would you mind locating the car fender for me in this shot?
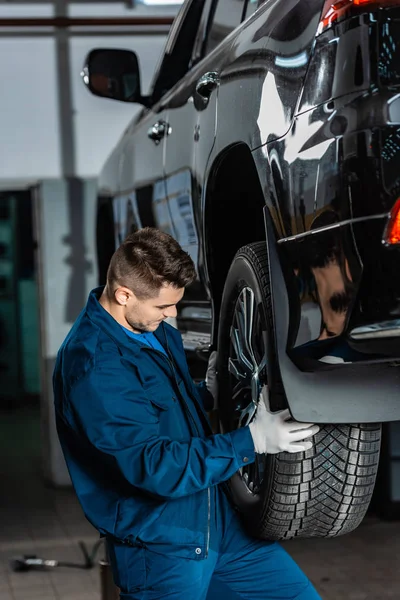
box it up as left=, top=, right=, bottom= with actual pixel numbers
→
left=264, top=206, right=400, bottom=424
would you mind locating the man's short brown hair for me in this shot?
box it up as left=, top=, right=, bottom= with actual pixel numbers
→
left=106, top=227, right=197, bottom=299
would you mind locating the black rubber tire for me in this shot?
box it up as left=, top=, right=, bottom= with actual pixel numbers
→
left=217, top=242, right=382, bottom=540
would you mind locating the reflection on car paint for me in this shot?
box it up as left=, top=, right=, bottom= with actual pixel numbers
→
left=350, top=320, right=400, bottom=339
left=163, top=170, right=198, bottom=266
left=152, top=180, right=174, bottom=237
left=294, top=211, right=357, bottom=344
left=113, top=194, right=142, bottom=246
left=379, top=20, right=400, bottom=86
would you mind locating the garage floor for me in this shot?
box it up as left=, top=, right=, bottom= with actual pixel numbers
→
left=1, top=406, right=399, bottom=600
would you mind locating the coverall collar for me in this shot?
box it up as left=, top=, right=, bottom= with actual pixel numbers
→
left=86, top=286, right=169, bottom=358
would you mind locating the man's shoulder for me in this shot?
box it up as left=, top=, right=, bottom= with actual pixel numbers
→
left=57, top=311, right=121, bottom=385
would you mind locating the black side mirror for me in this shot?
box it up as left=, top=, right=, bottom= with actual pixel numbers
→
left=81, top=48, right=149, bottom=105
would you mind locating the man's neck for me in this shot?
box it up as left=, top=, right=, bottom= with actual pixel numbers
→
left=99, top=289, right=140, bottom=333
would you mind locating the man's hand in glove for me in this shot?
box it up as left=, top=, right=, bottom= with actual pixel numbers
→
left=249, top=385, right=320, bottom=454
left=205, top=350, right=218, bottom=410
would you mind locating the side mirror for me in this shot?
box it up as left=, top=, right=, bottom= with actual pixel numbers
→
left=81, top=48, right=149, bottom=105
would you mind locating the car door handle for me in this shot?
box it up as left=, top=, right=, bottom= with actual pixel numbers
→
left=195, top=72, right=220, bottom=100
left=147, top=120, right=171, bottom=144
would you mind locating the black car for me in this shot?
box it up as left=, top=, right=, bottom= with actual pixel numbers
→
left=83, top=0, right=400, bottom=540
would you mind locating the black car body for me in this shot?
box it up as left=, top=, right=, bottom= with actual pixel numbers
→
left=84, top=0, right=400, bottom=539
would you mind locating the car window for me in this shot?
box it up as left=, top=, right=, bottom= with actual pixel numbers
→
left=151, top=0, right=207, bottom=103
left=190, top=0, right=215, bottom=66
left=205, top=0, right=247, bottom=56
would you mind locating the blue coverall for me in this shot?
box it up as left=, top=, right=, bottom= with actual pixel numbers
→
left=53, top=288, right=321, bottom=600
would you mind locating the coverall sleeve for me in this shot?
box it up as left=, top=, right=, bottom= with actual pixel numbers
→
left=194, top=380, right=214, bottom=411
left=67, top=364, right=255, bottom=500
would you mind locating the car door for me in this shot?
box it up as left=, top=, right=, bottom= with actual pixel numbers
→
left=162, top=0, right=250, bottom=348
left=115, top=104, right=171, bottom=245
left=164, top=0, right=249, bottom=271
left=161, top=0, right=216, bottom=271
left=115, top=2, right=206, bottom=243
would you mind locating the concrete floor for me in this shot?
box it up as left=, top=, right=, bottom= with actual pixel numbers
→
left=1, top=406, right=400, bottom=600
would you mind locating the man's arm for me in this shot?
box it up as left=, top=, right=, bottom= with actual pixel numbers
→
left=66, top=365, right=255, bottom=501
left=194, top=380, right=214, bottom=411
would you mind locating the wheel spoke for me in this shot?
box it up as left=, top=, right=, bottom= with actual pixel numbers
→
left=228, top=357, right=246, bottom=382
left=230, top=326, right=253, bottom=373
left=254, top=354, right=267, bottom=379
left=238, top=399, right=257, bottom=428
left=232, top=381, right=246, bottom=401
left=251, top=354, right=267, bottom=403
left=243, top=288, right=258, bottom=369
left=235, top=304, right=253, bottom=369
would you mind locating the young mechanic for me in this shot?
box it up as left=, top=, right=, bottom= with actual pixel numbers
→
left=53, top=227, right=321, bottom=599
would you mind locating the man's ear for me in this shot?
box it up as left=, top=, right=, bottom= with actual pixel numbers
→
left=114, top=287, right=133, bottom=307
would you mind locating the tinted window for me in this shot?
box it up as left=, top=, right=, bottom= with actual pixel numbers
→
left=190, top=0, right=214, bottom=66
left=205, top=0, right=246, bottom=55
left=151, top=0, right=206, bottom=102
left=244, top=0, right=259, bottom=20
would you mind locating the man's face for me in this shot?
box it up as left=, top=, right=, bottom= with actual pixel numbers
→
left=124, top=284, right=184, bottom=333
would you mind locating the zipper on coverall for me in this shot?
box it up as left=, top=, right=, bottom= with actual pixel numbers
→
left=143, top=344, right=211, bottom=558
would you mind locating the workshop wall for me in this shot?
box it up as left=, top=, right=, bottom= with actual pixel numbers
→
left=0, top=0, right=180, bottom=485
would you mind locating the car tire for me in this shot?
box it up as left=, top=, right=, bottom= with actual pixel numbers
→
left=217, top=242, right=382, bottom=540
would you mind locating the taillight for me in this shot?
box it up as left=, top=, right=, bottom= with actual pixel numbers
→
left=384, top=198, right=400, bottom=245
left=318, top=0, right=400, bottom=35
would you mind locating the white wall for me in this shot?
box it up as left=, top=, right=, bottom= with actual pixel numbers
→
left=36, top=178, right=100, bottom=486
left=71, top=35, right=168, bottom=178
left=0, top=2, right=179, bottom=181
left=0, top=37, right=61, bottom=179
left=68, top=2, right=180, bottom=18
left=0, top=4, right=54, bottom=18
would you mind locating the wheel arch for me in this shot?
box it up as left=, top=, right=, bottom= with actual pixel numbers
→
left=203, top=143, right=267, bottom=343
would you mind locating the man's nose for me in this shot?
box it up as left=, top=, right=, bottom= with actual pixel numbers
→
left=164, top=305, right=177, bottom=318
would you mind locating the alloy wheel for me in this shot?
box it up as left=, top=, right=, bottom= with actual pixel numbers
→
left=228, top=286, right=267, bottom=495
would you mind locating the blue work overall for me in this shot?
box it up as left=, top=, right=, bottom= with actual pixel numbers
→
left=107, top=328, right=321, bottom=600
left=54, top=288, right=321, bottom=600
left=107, top=483, right=320, bottom=599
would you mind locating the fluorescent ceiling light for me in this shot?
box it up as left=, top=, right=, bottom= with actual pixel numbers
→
left=141, top=0, right=183, bottom=4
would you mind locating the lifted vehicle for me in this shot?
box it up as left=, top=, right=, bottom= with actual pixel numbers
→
left=83, top=0, right=400, bottom=540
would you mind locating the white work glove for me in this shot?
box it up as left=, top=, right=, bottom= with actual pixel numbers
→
left=205, top=350, right=218, bottom=409
left=249, top=385, right=320, bottom=454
